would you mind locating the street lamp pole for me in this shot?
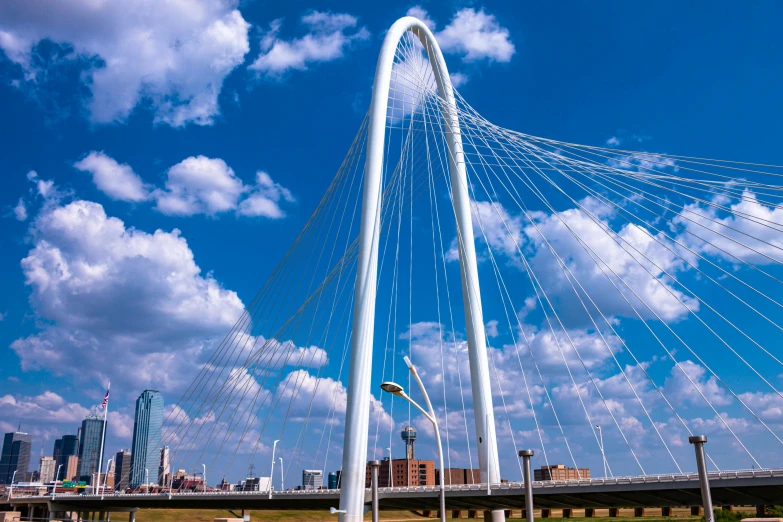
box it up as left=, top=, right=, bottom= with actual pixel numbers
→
left=53, top=464, right=63, bottom=499
left=279, top=458, right=284, bottom=492
left=386, top=447, right=393, bottom=488
left=269, top=440, right=279, bottom=499
left=380, top=355, right=446, bottom=522
left=202, top=464, right=207, bottom=493
left=8, top=470, right=18, bottom=499
left=102, top=458, right=113, bottom=500
left=595, top=425, right=606, bottom=478
left=145, top=469, right=149, bottom=494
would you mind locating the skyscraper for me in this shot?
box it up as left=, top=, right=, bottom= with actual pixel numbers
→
left=53, top=435, right=79, bottom=479
left=114, top=449, right=132, bottom=491
left=158, top=446, right=170, bottom=486
left=78, top=416, right=107, bottom=484
left=129, top=390, right=163, bottom=487
left=0, top=431, right=32, bottom=484
left=39, top=456, right=56, bottom=483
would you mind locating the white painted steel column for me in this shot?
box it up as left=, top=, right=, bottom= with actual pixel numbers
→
left=339, top=15, right=502, bottom=522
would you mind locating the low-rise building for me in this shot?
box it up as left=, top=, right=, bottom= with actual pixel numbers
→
left=366, top=458, right=435, bottom=487
left=435, top=467, right=481, bottom=485
left=534, top=464, right=590, bottom=481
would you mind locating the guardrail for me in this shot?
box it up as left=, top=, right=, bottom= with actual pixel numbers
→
left=8, top=468, right=783, bottom=501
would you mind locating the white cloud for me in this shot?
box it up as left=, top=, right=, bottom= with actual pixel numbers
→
left=434, top=8, right=515, bottom=63
left=465, top=197, right=698, bottom=323
left=663, top=360, right=731, bottom=408
left=249, top=12, right=369, bottom=78
left=12, top=198, right=245, bottom=391
left=74, top=151, right=150, bottom=202
left=237, top=171, right=295, bottom=218
left=13, top=198, right=27, bottom=220
left=673, top=189, right=783, bottom=265
left=0, top=391, right=89, bottom=424
left=0, top=0, right=250, bottom=126
left=154, top=156, right=244, bottom=216
left=153, top=157, right=294, bottom=218
left=737, top=391, right=783, bottom=421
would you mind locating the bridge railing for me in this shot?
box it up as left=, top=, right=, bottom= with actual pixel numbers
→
left=9, top=468, right=783, bottom=500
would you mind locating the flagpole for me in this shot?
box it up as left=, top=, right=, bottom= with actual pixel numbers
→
left=96, top=381, right=110, bottom=494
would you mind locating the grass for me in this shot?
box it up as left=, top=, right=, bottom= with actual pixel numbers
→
left=132, top=507, right=724, bottom=522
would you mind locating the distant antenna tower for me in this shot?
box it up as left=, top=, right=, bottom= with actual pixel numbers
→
left=247, top=463, right=256, bottom=478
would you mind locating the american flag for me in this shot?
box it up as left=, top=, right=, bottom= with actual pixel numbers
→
left=100, top=389, right=110, bottom=409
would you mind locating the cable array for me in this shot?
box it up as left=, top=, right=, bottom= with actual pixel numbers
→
left=161, top=29, right=783, bottom=487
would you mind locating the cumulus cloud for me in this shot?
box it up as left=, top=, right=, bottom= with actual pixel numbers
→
left=153, top=157, right=294, bottom=218
left=249, top=12, right=369, bottom=78
left=12, top=198, right=245, bottom=390
left=74, top=151, right=150, bottom=202
left=408, top=7, right=515, bottom=63
left=673, top=189, right=783, bottom=265
left=154, top=156, right=244, bottom=216
left=0, top=391, right=89, bottom=424
left=0, top=0, right=250, bottom=126
left=237, top=171, right=295, bottom=218
left=70, top=152, right=294, bottom=219
left=463, top=197, right=699, bottom=323
left=663, top=360, right=731, bottom=408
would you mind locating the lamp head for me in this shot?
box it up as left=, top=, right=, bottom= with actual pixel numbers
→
left=380, top=381, right=405, bottom=395
left=330, top=507, right=346, bottom=515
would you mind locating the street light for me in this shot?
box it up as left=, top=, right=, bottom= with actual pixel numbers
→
left=386, top=446, right=393, bottom=488
left=53, top=464, right=63, bottom=499
left=8, top=470, right=18, bottom=499
left=380, top=355, right=446, bottom=522
left=279, top=458, right=284, bottom=492
left=145, top=469, right=149, bottom=494
left=595, top=425, right=607, bottom=478
left=101, top=458, right=113, bottom=500
left=202, top=464, right=207, bottom=493
left=269, top=439, right=279, bottom=499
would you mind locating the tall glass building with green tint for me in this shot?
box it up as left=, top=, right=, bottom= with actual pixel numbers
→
left=129, top=390, right=163, bottom=487
left=77, top=416, right=106, bottom=483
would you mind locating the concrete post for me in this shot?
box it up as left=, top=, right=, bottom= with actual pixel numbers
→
left=662, top=507, right=672, bottom=517
left=370, top=460, right=380, bottom=522
left=585, top=509, right=595, bottom=518
left=519, top=450, right=535, bottom=522
left=562, top=509, right=572, bottom=518
left=689, top=435, right=714, bottom=522
left=609, top=508, right=619, bottom=517
left=128, top=510, right=136, bottom=522
left=242, top=509, right=249, bottom=522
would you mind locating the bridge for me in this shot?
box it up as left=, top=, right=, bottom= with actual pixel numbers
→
left=9, top=470, right=783, bottom=514
left=8, top=13, right=783, bottom=522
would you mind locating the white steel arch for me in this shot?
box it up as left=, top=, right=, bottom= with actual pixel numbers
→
left=339, top=16, right=503, bottom=522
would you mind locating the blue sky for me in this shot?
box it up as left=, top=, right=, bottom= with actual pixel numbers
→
left=2, top=1, right=783, bottom=486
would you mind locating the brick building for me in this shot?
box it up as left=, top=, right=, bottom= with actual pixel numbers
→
left=366, top=458, right=436, bottom=487
left=435, top=468, right=481, bottom=485
left=534, top=464, right=590, bottom=481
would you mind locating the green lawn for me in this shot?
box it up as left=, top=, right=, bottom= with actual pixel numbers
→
left=132, top=510, right=710, bottom=522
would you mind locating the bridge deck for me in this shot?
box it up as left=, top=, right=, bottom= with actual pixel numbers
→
left=9, top=471, right=783, bottom=511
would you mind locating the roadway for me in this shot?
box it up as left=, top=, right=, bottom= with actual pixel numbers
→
left=9, top=470, right=783, bottom=512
